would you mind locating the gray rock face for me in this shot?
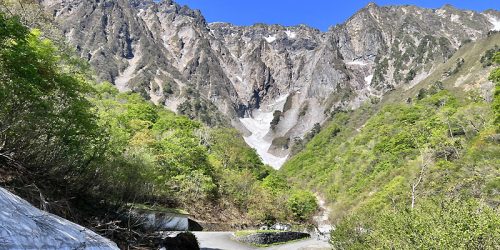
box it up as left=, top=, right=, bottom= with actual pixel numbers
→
left=39, top=0, right=500, bottom=168
left=0, top=187, right=119, bottom=250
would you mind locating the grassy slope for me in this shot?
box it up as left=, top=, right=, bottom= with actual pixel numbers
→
left=281, top=33, right=500, bottom=222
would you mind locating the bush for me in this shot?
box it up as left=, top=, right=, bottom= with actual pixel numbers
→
left=287, top=190, right=318, bottom=222
left=332, top=198, right=500, bottom=249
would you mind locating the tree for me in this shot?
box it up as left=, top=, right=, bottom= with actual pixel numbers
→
left=0, top=14, right=103, bottom=192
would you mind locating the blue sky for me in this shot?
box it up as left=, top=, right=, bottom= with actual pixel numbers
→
left=173, top=0, right=500, bottom=31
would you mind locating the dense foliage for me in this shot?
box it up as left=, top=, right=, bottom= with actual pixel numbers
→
left=333, top=198, right=500, bottom=249
left=283, top=53, right=500, bottom=247
left=0, top=14, right=103, bottom=192
left=0, top=13, right=317, bottom=225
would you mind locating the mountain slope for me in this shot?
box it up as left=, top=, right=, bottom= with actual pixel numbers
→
left=281, top=33, right=500, bottom=247
left=38, top=0, right=500, bottom=168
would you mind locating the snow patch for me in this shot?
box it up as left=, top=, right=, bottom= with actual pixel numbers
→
left=239, top=95, right=289, bottom=169
left=364, top=74, right=373, bottom=85
left=285, top=30, right=297, bottom=39
left=0, top=187, right=119, bottom=249
left=264, top=35, right=277, bottom=43
left=451, top=14, right=460, bottom=22
left=137, top=9, right=144, bottom=17
left=485, top=14, right=500, bottom=31
left=346, top=60, right=369, bottom=66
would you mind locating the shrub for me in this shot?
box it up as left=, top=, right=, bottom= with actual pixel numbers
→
left=287, top=190, right=318, bottom=222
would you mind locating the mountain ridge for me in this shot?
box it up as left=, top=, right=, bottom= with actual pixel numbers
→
left=39, top=0, right=500, bottom=168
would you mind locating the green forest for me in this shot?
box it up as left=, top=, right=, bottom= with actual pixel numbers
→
left=0, top=13, right=317, bottom=231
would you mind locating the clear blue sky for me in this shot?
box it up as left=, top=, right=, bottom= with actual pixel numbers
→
left=173, top=0, right=499, bottom=31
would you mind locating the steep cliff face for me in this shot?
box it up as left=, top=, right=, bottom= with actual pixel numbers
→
left=40, top=0, right=499, bottom=168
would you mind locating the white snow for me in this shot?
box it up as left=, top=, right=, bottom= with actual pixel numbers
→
left=239, top=95, right=289, bottom=169
left=485, top=14, right=500, bottom=31
left=0, top=187, right=119, bottom=249
left=137, top=9, right=144, bottom=17
left=364, top=74, right=373, bottom=85
left=264, top=35, right=277, bottom=43
left=346, top=60, right=369, bottom=66
left=236, top=76, right=243, bottom=82
left=451, top=14, right=460, bottom=23
left=285, top=30, right=297, bottom=39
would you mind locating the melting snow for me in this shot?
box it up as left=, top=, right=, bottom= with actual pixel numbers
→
left=285, top=30, right=297, bottom=39
left=264, top=35, right=277, bottom=43
left=0, top=187, right=119, bottom=249
left=486, top=15, right=500, bottom=31
left=364, top=74, right=373, bottom=85
left=239, top=95, right=289, bottom=169
left=451, top=14, right=460, bottom=22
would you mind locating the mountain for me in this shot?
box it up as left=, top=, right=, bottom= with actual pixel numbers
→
left=39, top=0, right=500, bottom=168
left=1, top=1, right=499, bottom=248
left=282, top=32, right=500, bottom=247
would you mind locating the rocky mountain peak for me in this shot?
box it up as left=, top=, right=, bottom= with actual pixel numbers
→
left=365, top=2, right=379, bottom=10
